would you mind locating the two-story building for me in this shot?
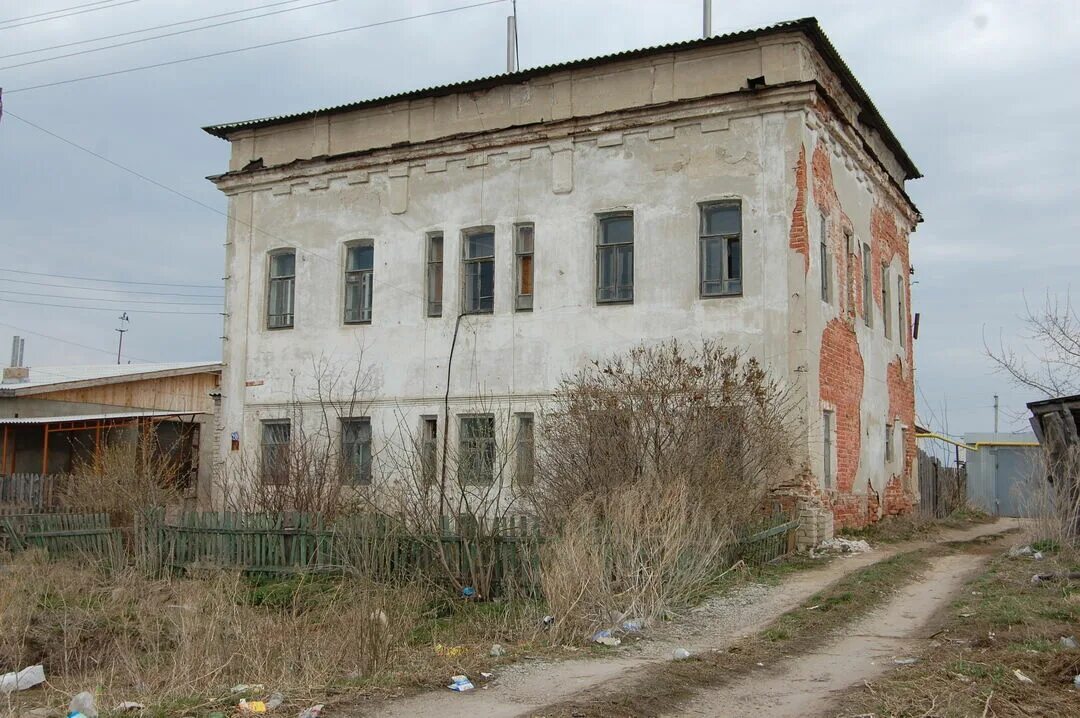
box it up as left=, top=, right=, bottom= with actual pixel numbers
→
left=204, top=18, right=921, bottom=533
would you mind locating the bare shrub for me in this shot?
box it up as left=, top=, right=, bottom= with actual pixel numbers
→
left=534, top=341, right=801, bottom=635
left=540, top=476, right=745, bottom=639
left=0, top=552, right=429, bottom=713
left=531, top=340, right=801, bottom=530
left=1020, top=444, right=1079, bottom=547
left=61, top=426, right=183, bottom=522
left=222, top=354, right=376, bottom=519
left=369, top=398, right=532, bottom=598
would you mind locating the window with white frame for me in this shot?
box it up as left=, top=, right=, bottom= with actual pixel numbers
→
left=420, top=416, right=438, bottom=486
left=862, top=242, right=872, bottom=327
left=427, top=232, right=444, bottom=317
left=515, top=223, right=534, bottom=311
left=341, top=417, right=372, bottom=485
left=515, top=413, right=535, bottom=487
left=260, top=419, right=291, bottom=485
left=267, top=251, right=295, bottom=329
left=463, top=229, right=495, bottom=313
left=822, top=410, right=834, bottom=488
left=459, top=415, right=496, bottom=485
left=881, top=264, right=891, bottom=339
left=820, top=215, right=830, bottom=303
left=700, top=202, right=742, bottom=297
left=898, top=275, right=906, bottom=347
left=596, top=213, right=634, bottom=303
left=344, top=240, right=374, bottom=324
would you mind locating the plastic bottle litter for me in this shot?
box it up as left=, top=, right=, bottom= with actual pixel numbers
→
left=490, top=643, right=506, bottom=657
left=621, top=620, right=643, bottom=634
left=1061, top=636, right=1078, bottom=649
left=266, top=692, right=284, bottom=710
left=297, top=705, right=324, bottom=718
left=592, top=629, right=620, bottom=647
left=672, top=648, right=691, bottom=661
left=893, top=657, right=919, bottom=665
left=68, top=691, right=98, bottom=718
left=0, top=664, right=45, bottom=693
left=112, top=703, right=146, bottom=712
left=448, top=675, right=475, bottom=692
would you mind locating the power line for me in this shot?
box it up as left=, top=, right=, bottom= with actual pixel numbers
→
left=3, top=111, right=428, bottom=304
left=0, top=0, right=142, bottom=32
left=0, top=318, right=151, bottom=362
left=0, top=0, right=309, bottom=60
left=0, top=0, right=119, bottom=25
left=1, top=0, right=343, bottom=70
left=5, top=0, right=507, bottom=93
left=0, top=297, right=221, bottom=315
left=0, top=266, right=221, bottom=289
left=0, top=289, right=221, bottom=306
left=0, top=277, right=222, bottom=298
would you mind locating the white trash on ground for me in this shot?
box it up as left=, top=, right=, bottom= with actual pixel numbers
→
left=1061, top=636, right=1078, bottom=649
left=672, top=647, right=691, bottom=660
left=68, top=691, right=98, bottom=718
left=0, top=664, right=45, bottom=693
left=297, top=706, right=324, bottom=718
left=448, top=675, right=474, bottom=692
left=490, top=643, right=505, bottom=657
left=815, top=537, right=872, bottom=555
left=1009, top=545, right=1034, bottom=557
left=112, top=702, right=146, bottom=712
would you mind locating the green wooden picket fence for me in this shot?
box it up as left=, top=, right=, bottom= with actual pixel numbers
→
left=0, top=510, right=124, bottom=558
left=3, top=507, right=798, bottom=596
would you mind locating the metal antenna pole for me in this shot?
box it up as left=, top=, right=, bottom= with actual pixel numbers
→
left=993, top=394, right=999, bottom=433
left=703, top=0, right=712, bottom=37
left=115, top=312, right=129, bottom=364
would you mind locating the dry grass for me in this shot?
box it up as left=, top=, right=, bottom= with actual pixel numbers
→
left=0, top=552, right=437, bottom=717
left=835, top=547, right=1080, bottom=717
left=537, top=548, right=938, bottom=717
left=540, top=477, right=745, bottom=642
left=839, top=506, right=993, bottom=545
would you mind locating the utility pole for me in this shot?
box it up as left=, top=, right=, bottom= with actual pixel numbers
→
left=115, top=312, right=129, bottom=364
left=506, top=0, right=519, bottom=73
left=993, top=394, right=999, bottom=433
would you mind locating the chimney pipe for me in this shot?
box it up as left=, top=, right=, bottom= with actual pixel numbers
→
left=9, top=336, right=24, bottom=368
left=703, top=0, right=712, bottom=38
left=506, top=14, right=517, bottom=73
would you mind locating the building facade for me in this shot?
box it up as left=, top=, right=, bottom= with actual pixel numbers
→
left=205, top=18, right=921, bottom=530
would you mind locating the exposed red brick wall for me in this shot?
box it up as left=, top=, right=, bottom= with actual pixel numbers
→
left=819, top=318, right=863, bottom=496
left=811, top=141, right=858, bottom=324
left=886, top=357, right=917, bottom=514
left=789, top=146, right=810, bottom=273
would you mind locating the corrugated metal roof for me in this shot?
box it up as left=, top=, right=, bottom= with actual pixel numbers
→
left=0, top=362, right=221, bottom=396
left=202, top=17, right=920, bottom=180
left=0, top=410, right=205, bottom=425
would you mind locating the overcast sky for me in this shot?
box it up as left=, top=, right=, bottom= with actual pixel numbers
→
left=1, top=0, right=1077, bottom=438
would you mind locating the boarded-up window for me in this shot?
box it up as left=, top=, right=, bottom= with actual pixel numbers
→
left=515, top=224, right=534, bottom=311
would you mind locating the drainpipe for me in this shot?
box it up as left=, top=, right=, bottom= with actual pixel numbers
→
left=440, top=313, right=466, bottom=526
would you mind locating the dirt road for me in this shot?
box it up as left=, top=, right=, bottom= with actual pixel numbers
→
left=358, top=519, right=1018, bottom=718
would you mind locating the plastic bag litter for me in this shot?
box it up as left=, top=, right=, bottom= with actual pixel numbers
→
left=0, top=665, right=45, bottom=693
left=672, top=647, right=691, bottom=660
left=68, top=691, right=98, bottom=718
left=266, top=693, right=284, bottom=710
left=448, top=675, right=474, bottom=692
left=297, top=705, right=324, bottom=718
left=112, top=702, right=146, bottom=712
left=490, top=643, right=505, bottom=657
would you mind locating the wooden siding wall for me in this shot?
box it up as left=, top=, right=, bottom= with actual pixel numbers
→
left=34, top=372, right=219, bottom=413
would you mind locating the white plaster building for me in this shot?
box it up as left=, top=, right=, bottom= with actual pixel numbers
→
left=205, top=18, right=921, bottom=530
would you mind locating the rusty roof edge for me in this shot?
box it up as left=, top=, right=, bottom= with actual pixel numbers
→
left=202, top=17, right=920, bottom=181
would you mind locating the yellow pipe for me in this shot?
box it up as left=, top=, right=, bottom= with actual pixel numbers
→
left=972, top=441, right=1040, bottom=448
left=915, top=432, right=976, bottom=450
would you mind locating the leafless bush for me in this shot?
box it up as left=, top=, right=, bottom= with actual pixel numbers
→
left=369, top=397, right=532, bottom=597
left=221, top=354, right=376, bottom=519
left=533, top=341, right=801, bottom=635
left=540, top=476, right=745, bottom=639
left=0, top=552, right=429, bottom=713
left=530, top=340, right=802, bottom=530
left=1021, top=444, right=1080, bottom=547
left=61, top=427, right=183, bottom=523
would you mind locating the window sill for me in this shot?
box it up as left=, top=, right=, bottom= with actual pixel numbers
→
left=266, top=325, right=294, bottom=331
left=344, top=320, right=372, bottom=326
left=701, top=292, right=743, bottom=299
left=463, top=309, right=494, bottom=315
left=596, top=298, right=634, bottom=306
